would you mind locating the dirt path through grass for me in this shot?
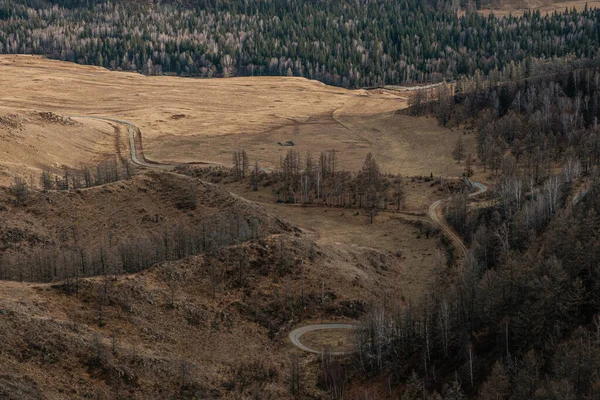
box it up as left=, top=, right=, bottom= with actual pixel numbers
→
left=289, top=180, right=487, bottom=354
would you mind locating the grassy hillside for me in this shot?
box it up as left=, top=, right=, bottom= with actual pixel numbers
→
left=0, top=56, right=470, bottom=179
left=0, top=171, right=294, bottom=281
left=0, top=175, right=448, bottom=399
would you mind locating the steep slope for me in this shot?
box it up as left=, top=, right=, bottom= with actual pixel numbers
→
left=0, top=110, right=123, bottom=186
left=0, top=171, right=292, bottom=281
left=0, top=194, right=421, bottom=399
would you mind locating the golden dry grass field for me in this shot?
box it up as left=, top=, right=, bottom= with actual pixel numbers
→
left=0, top=55, right=471, bottom=185
left=467, top=0, right=600, bottom=16
left=0, top=55, right=478, bottom=398
left=222, top=177, right=453, bottom=301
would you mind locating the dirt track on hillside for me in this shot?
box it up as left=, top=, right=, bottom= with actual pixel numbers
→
left=0, top=55, right=474, bottom=178
left=289, top=180, right=487, bottom=354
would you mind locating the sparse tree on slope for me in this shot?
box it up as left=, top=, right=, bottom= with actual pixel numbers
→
left=453, top=137, right=466, bottom=164
left=40, top=170, right=54, bottom=191
left=11, top=176, right=29, bottom=205
left=464, top=154, right=474, bottom=177
left=358, top=152, right=381, bottom=191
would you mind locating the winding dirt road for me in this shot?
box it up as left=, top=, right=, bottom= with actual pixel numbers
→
left=289, top=180, right=487, bottom=354
left=73, top=116, right=274, bottom=173
left=72, top=116, right=171, bottom=169
left=383, top=81, right=448, bottom=92
left=428, top=180, right=487, bottom=258
left=75, top=114, right=487, bottom=355
left=288, top=324, right=358, bottom=355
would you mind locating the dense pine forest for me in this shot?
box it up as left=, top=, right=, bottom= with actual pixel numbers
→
left=3, top=0, right=600, bottom=86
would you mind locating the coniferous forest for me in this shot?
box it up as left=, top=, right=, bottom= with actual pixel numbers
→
left=3, top=0, right=600, bottom=86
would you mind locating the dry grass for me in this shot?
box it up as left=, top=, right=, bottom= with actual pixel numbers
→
left=0, top=55, right=472, bottom=181
left=301, top=329, right=356, bottom=354
left=216, top=178, right=452, bottom=301
left=0, top=260, right=291, bottom=399
left=0, top=55, right=477, bottom=398
left=0, top=171, right=291, bottom=280
left=464, top=0, right=600, bottom=16
left=0, top=167, right=453, bottom=397
left=267, top=208, right=442, bottom=300
left=0, top=109, right=123, bottom=185
left=0, top=204, right=441, bottom=398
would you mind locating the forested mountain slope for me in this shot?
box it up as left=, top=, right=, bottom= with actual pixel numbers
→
left=3, top=0, right=600, bottom=86
left=0, top=171, right=292, bottom=281
left=336, top=60, right=600, bottom=399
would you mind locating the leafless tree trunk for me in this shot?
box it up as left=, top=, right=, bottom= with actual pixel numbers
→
left=438, top=300, right=450, bottom=358
left=289, top=356, right=301, bottom=395
left=209, top=258, right=223, bottom=299
left=252, top=161, right=259, bottom=191
left=468, top=343, right=474, bottom=389
left=562, top=156, right=581, bottom=183
left=241, top=150, right=249, bottom=178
